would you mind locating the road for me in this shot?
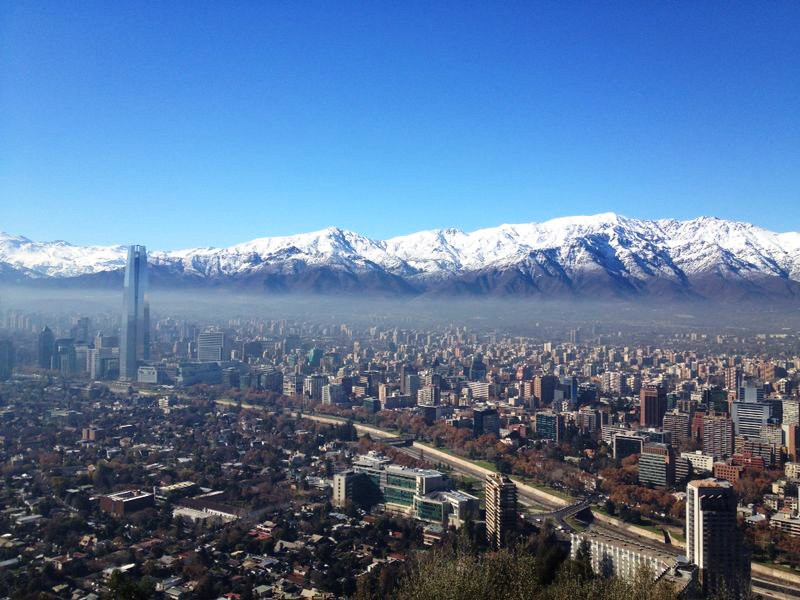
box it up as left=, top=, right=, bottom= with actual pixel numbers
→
left=219, top=399, right=800, bottom=596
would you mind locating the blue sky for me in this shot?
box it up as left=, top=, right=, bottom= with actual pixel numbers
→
left=1, top=2, right=799, bottom=249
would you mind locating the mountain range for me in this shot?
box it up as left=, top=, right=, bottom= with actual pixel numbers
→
left=2, top=213, right=800, bottom=301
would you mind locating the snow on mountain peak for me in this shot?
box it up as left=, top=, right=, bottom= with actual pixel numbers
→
left=1, top=215, right=799, bottom=293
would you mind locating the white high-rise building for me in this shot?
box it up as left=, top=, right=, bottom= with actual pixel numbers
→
left=197, top=331, right=225, bottom=362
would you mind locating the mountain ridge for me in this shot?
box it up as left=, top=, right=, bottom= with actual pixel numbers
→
left=2, top=213, right=800, bottom=301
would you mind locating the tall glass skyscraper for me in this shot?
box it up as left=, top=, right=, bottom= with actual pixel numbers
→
left=120, top=245, right=149, bottom=380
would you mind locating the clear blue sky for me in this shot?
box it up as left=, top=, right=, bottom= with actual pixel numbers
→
left=1, top=2, right=799, bottom=249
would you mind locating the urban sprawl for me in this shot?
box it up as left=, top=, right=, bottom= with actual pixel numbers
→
left=0, top=247, right=799, bottom=599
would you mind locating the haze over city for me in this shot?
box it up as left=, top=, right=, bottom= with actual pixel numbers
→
left=1, top=3, right=800, bottom=600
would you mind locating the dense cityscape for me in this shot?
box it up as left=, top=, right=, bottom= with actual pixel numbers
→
left=0, top=246, right=797, bottom=599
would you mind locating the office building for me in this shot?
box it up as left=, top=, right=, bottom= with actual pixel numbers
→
left=70, top=317, right=91, bottom=345
left=333, top=471, right=362, bottom=508
left=283, top=373, right=304, bottom=397
left=404, top=373, right=421, bottom=398
left=686, top=479, right=749, bottom=597
left=731, top=401, right=771, bottom=438
left=770, top=512, right=800, bottom=538
left=738, top=380, right=764, bottom=404
left=639, top=443, right=675, bottom=487
left=534, top=375, right=558, bottom=406
left=197, top=330, right=226, bottom=362
left=120, top=245, right=150, bottom=380
left=640, top=384, right=667, bottom=427
left=89, top=346, right=117, bottom=380
left=473, top=405, right=500, bottom=437
left=466, top=380, right=491, bottom=401
left=535, top=411, right=565, bottom=442
left=712, top=463, right=744, bottom=485
left=350, top=451, right=447, bottom=514
left=485, top=473, right=517, bottom=549
left=303, top=374, right=327, bottom=402
left=37, top=326, right=55, bottom=370
left=412, top=490, right=480, bottom=527
left=54, top=338, right=77, bottom=376
left=335, top=464, right=477, bottom=528
left=468, top=354, right=487, bottom=381
left=321, top=382, right=345, bottom=405
left=613, top=431, right=647, bottom=460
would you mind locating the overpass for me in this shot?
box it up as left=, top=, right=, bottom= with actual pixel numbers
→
left=219, top=399, right=800, bottom=596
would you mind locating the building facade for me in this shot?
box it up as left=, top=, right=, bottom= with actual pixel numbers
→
left=485, top=473, right=517, bottom=549
left=686, top=479, right=749, bottom=597
left=119, top=245, right=149, bottom=380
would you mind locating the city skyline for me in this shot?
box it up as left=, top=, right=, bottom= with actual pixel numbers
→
left=2, top=3, right=799, bottom=598
left=2, top=3, right=799, bottom=248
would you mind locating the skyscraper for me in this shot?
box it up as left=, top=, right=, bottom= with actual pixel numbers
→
left=120, top=245, right=149, bottom=380
left=640, top=384, right=667, bottom=427
left=70, top=317, right=91, bottom=345
left=0, top=339, right=13, bottom=380
left=686, top=479, right=749, bottom=597
left=37, top=326, right=55, bottom=369
left=534, top=374, right=558, bottom=406
left=485, top=473, right=516, bottom=549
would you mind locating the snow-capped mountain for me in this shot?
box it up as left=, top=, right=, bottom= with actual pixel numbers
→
left=2, top=213, right=800, bottom=300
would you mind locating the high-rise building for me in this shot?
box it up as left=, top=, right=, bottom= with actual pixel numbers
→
left=417, top=383, right=440, bottom=406
left=576, top=406, right=601, bottom=433
left=120, top=245, right=149, bottom=380
left=535, top=411, right=565, bottom=442
left=738, top=380, right=764, bottom=404
left=534, top=375, right=558, bottom=406
left=404, top=373, right=421, bottom=399
left=303, top=374, right=327, bottom=402
left=724, top=367, right=742, bottom=398
left=702, top=415, right=734, bottom=459
left=197, top=330, right=226, bottom=362
left=613, top=431, right=647, bottom=460
left=686, top=479, right=749, bottom=597
left=282, top=373, right=304, bottom=397
left=640, top=384, right=667, bottom=427
left=731, top=401, right=771, bottom=438
left=472, top=406, right=500, bottom=437
left=639, top=443, right=675, bottom=487
left=468, top=354, right=487, bottom=381
left=485, top=473, right=516, bottom=549
left=70, top=317, right=91, bottom=345
left=0, top=339, right=13, bottom=380
left=662, top=410, right=690, bottom=448
left=783, top=399, right=800, bottom=428
left=321, top=382, right=345, bottom=405
left=37, top=326, right=55, bottom=369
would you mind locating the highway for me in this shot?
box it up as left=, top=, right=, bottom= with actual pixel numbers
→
left=219, top=400, right=800, bottom=596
